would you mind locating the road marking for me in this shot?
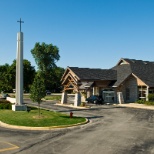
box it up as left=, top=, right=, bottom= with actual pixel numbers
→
left=0, top=141, right=19, bottom=152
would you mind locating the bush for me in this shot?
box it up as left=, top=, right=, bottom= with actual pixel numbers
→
left=148, top=94, right=154, bottom=102
left=136, top=99, right=154, bottom=106
left=136, top=99, right=145, bottom=104
left=0, top=100, right=12, bottom=109
left=145, top=101, right=154, bottom=105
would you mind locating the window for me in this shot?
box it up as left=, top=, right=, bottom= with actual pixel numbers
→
left=138, top=86, right=146, bottom=100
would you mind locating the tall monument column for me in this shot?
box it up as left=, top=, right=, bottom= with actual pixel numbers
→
left=12, top=18, right=27, bottom=111
left=16, top=31, right=23, bottom=105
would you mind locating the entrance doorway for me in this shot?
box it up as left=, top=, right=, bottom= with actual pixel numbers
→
left=102, top=91, right=115, bottom=102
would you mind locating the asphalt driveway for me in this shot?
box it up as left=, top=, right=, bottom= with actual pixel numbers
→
left=0, top=101, right=154, bottom=154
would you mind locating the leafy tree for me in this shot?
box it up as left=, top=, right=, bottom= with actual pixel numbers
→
left=30, top=74, right=46, bottom=117
left=0, top=64, right=12, bottom=92
left=31, top=42, right=60, bottom=91
left=0, top=60, right=35, bottom=93
left=52, top=67, right=65, bottom=92
left=8, top=61, right=16, bottom=91
left=31, top=42, right=60, bottom=71
left=9, top=59, right=36, bottom=92
left=23, top=59, right=36, bottom=92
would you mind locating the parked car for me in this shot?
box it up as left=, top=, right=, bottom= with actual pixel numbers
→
left=1, top=93, right=10, bottom=99
left=46, top=90, right=51, bottom=95
left=86, top=95, right=104, bottom=104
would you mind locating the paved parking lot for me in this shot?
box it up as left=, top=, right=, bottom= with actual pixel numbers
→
left=0, top=101, right=154, bottom=154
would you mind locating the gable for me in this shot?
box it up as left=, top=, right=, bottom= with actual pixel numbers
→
left=112, top=63, right=131, bottom=87
left=116, top=58, right=129, bottom=66
left=132, top=73, right=147, bottom=86
left=61, top=67, right=80, bottom=85
left=113, top=58, right=154, bottom=87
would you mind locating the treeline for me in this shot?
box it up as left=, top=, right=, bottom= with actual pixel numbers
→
left=0, top=42, right=65, bottom=93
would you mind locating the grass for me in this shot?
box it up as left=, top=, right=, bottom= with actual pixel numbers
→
left=8, top=94, right=62, bottom=101
left=44, top=95, right=61, bottom=101
left=0, top=108, right=86, bottom=127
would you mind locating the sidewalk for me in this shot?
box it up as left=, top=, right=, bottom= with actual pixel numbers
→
left=116, top=103, right=154, bottom=110
left=57, top=102, right=154, bottom=110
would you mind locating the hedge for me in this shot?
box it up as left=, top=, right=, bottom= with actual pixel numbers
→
left=0, top=100, right=12, bottom=109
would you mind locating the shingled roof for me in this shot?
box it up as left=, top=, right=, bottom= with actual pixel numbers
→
left=112, top=58, right=154, bottom=87
left=69, top=67, right=117, bottom=80
left=65, top=58, right=154, bottom=88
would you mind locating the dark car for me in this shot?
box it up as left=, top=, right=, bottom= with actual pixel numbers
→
left=46, top=90, right=51, bottom=95
left=86, top=95, right=103, bottom=104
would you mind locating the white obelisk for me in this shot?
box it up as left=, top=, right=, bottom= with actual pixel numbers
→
left=16, top=31, right=23, bottom=104
left=12, top=18, right=27, bottom=111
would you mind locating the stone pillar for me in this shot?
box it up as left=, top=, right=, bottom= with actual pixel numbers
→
left=87, top=89, right=91, bottom=98
left=93, top=87, right=95, bottom=95
left=96, top=87, right=99, bottom=95
left=61, top=91, right=67, bottom=104
left=146, top=86, right=149, bottom=101
left=74, top=92, right=81, bottom=107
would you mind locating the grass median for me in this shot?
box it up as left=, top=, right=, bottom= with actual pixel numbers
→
left=0, top=108, right=86, bottom=127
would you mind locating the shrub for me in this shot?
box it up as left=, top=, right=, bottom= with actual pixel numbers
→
left=0, top=100, right=12, bottom=109
left=148, top=94, right=154, bottom=102
left=136, top=99, right=145, bottom=104
left=145, top=101, right=154, bottom=105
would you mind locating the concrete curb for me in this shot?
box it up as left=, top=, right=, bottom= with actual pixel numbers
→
left=0, top=118, right=89, bottom=131
left=55, top=103, right=91, bottom=109
left=115, top=103, right=154, bottom=110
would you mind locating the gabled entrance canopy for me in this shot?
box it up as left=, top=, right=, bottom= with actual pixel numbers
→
left=61, top=67, right=117, bottom=93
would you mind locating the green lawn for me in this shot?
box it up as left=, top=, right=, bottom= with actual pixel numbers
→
left=3, top=93, right=62, bottom=102
left=44, top=95, right=61, bottom=101
left=0, top=108, right=86, bottom=127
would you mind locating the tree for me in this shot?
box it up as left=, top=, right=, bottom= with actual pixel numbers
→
left=9, top=59, right=36, bottom=92
left=22, top=59, right=36, bottom=92
left=52, top=67, right=65, bottom=92
left=31, top=42, right=60, bottom=90
left=31, top=42, right=60, bottom=71
left=0, top=64, right=12, bottom=92
left=30, top=73, right=46, bottom=117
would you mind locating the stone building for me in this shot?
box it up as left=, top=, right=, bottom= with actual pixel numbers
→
left=61, top=58, right=154, bottom=106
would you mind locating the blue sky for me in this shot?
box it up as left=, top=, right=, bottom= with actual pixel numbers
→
left=0, top=0, right=154, bottom=69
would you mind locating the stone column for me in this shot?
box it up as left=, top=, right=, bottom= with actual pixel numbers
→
left=146, top=86, right=149, bottom=101
left=93, top=87, right=95, bottom=95
left=61, top=91, right=67, bottom=104
left=74, top=92, right=81, bottom=107
left=87, top=89, right=91, bottom=98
